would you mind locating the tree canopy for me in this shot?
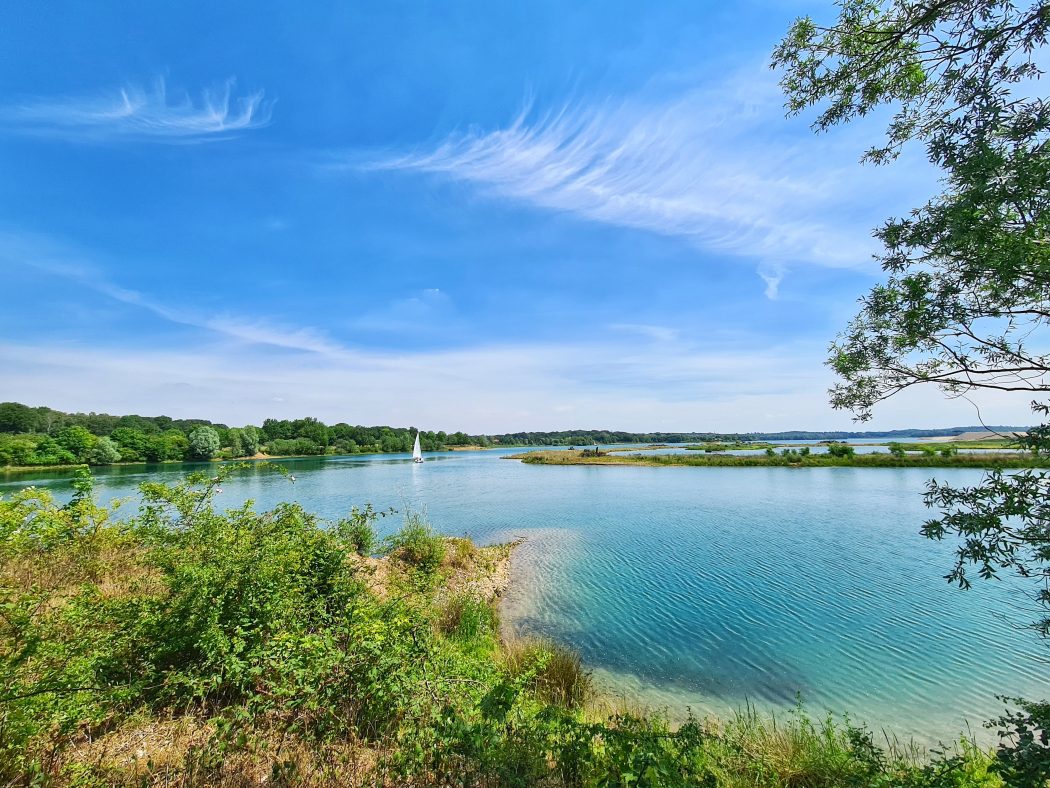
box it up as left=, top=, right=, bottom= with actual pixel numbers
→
left=776, top=2, right=1050, bottom=773
left=775, top=0, right=1050, bottom=417
left=776, top=0, right=1050, bottom=611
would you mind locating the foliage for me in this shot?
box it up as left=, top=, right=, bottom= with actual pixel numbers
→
left=241, top=423, right=261, bottom=455
left=187, top=425, right=221, bottom=460
left=502, top=637, right=591, bottom=709
left=827, top=442, right=856, bottom=458
left=516, top=449, right=1045, bottom=469
left=266, top=437, right=327, bottom=456
left=87, top=435, right=121, bottom=465
left=384, top=510, right=447, bottom=574
left=774, top=0, right=1050, bottom=420
left=55, top=425, right=97, bottom=461
left=987, top=696, right=1050, bottom=785
left=439, top=593, right=498, bottom=641
left=335, top=504, right=388, bottom=557
left=922, top=468, right=1050, bottom=636
left=0, top=401, right=470, bottom=467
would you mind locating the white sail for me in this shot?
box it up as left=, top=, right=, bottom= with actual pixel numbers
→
left=412, top=432, right=423, bottom=462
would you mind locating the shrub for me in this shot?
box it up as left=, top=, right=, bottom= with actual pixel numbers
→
left=265, top=437, right=325, bottom=456
left=336, top=504, right=382, bottom=556
left=384, top=510, right=446, bottom=573
left=827, top=442, right=856, bottom=458
left=988, top=696, right=1050, bottom=785
left=445, top=536, right=478, bottom=569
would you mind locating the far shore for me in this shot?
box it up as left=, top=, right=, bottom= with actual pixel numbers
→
left=2, top=436, right=1030, bottom=476
left=508, top=449, right=1047, bottom=469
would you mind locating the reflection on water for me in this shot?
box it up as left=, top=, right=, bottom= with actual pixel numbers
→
left=3, top=450, right=1044, bottom=744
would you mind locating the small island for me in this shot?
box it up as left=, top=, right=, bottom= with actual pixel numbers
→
left=509, top=443, right=1047, bottom=469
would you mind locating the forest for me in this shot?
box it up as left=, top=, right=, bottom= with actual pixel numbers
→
left=0, top=401, right=482, bottom=467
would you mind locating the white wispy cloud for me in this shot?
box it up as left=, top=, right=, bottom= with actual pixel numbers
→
left=356, top=69, right=933, bottom=294
left=3, top=232, right=342, bottom=356
left=0, top=77, right=271, bottom=142
left=757, top=263, right=785, bottom=300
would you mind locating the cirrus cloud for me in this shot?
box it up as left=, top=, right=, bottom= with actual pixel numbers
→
left=0, top=77, right=271, bottom=143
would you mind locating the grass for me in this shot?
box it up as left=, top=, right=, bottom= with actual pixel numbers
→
left=502, top=636, right=593, bottom=709
left=886, top=439, right=1024, bottom=451
left=438, top=592, right=499, bottom=641
left=510, top=449, right=1050, bottom=469
left=683, top=442, right=779, bottom=452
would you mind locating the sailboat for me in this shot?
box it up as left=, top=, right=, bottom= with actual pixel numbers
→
left=412, top=431, right=424, bottom=463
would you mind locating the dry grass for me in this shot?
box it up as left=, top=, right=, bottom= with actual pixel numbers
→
left=55, top=713, right=387, bottom=786
left=443, top=536, right=478, bottom=569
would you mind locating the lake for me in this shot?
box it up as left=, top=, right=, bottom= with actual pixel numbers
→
left=3, top=449, right=1044, bottom=746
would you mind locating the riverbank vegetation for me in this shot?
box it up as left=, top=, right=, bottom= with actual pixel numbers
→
left=512, top=449, right=1050, bottom=470
left=0, top=466, right=1016, bottom=786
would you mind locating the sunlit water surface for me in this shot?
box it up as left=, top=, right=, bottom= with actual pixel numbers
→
left=4, top=449, right=1044, bottom=745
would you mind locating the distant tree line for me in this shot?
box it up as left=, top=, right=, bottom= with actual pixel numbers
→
left=0, top=402, right=483, bottom=468
left=0, top=402, right=1028, bottom=469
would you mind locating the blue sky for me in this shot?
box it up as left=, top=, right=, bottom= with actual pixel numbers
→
left=0, top=1, right=1030, bottom=431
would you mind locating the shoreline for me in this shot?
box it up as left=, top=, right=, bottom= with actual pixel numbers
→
left=507, top=449, right=1047, bottom=469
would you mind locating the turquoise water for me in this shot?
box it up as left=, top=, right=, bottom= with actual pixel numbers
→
left=4, top=450, right=1044, bottom=745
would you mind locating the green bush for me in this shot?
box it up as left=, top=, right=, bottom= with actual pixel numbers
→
left=384, top=510, right=446, bottom=573
left=335, top=504, right=383, bottom=556
left=987, top=696, right=1050, bottom=785
left=827, top=442, right=856, bottom=458
left=265, top=437, right=325, bottom=456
